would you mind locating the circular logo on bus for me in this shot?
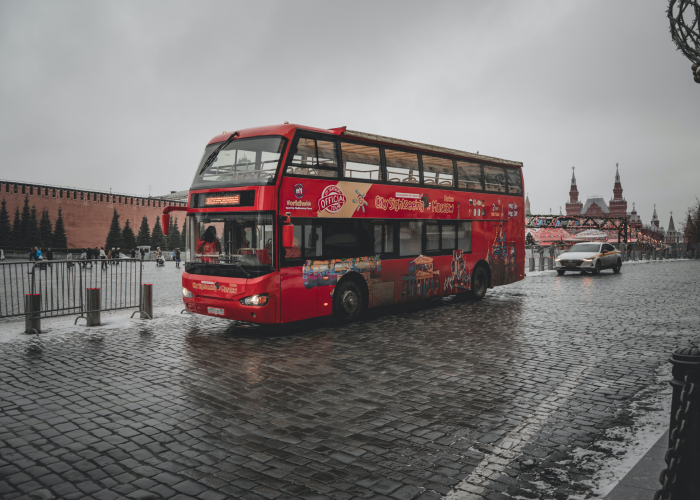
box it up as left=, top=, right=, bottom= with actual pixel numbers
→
left=294, top=183, right=305, bottom=199
left=318, top=185, right=346, bottom=213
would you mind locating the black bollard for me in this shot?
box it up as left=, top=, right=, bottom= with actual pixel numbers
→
left=655, top=346, right=700, bottom=499
left=24, top=294, right=41, bottom=333
left=140, top=283, right=153, bottom=319
left=86, top=288, right=101, bottom=326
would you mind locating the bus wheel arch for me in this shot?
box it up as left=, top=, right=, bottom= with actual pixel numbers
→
left=333, top=273, right=368, bottom=322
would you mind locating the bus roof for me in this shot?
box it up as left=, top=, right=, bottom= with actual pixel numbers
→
left=207, top=124, right=523, bottom=168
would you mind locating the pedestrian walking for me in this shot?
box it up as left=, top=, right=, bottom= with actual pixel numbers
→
left=175, top=248, right=181, bottom=268
left=130, top=248, right=136, bottom=258
left=46, top=248, right=53, bottom=266
left=0, top=249, right=4, bottom=262
left=35, top=247, right=42, bottom=260
left=140, top=248, right=145, bottom=261
left=115, top=247, right=121, bottom=265
left=100, top=247, right=107, bottom=269
left=28, top=248, right=34, bottom=261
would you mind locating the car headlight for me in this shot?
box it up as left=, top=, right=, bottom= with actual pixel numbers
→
left=582, top=258, right=593, bottom=262
left=182, top=287, right=194, bottom=298
left=555, top=258, right=561, bottom=261
left=240, top=294, right=269, bottom=306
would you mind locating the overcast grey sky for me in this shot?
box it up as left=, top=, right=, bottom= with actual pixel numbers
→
left=1, top=0, right=698, bottom=230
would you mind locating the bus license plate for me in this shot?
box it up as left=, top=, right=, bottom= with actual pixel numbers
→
left=207, top=307, right=224, bottom=316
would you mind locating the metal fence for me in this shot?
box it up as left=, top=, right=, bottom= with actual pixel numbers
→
left=0, top=258, right=143, bottom=321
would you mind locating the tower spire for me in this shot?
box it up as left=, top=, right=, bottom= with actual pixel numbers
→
left=565, top=166, right=582, bottom=215
left=571, top=166, right=576, bottom=185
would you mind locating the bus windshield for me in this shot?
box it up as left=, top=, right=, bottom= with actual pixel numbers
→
left=186, top=212, right=275, bottom=278
left=191, top=136, right=287, bottom=189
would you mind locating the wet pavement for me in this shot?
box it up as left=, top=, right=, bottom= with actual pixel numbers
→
left=0, top=260, right=699, bottom=500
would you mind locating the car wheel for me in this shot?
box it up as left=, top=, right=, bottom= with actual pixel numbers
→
left=592, top=260, right=601, bottom=275
left=613, top=259, right=622, bottom=274
left=557, top=269, right=566, bottom=275
left=333, top=280, right=364, bottom=323
left=470, top=266, right=488, bottom=300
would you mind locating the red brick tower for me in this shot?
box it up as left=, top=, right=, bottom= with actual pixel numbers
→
left=609, top=163, right=627, bottom=217
left=565, top=166, right=583, bottom=215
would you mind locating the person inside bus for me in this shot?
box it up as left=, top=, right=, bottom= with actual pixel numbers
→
left=197, top=226, right=221, bottom=262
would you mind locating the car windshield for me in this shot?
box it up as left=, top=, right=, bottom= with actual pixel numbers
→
left=185, top=212, right=275, bottom=278
left=568, top=243, right=601, bottom=253
left=191, top=136, right=287, bottom=189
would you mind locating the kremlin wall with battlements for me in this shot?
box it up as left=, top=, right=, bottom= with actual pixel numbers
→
left=1, top=180, right=186, bottom=249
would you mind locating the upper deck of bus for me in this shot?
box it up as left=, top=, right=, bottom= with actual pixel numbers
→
left=189, top=124, right=524, bottom=215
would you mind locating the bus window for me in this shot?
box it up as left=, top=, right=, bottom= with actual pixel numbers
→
left=483, top=165, right=506, bottom=193
left=192, top=137, right=287, bottom=189
left=341, top=142, right=381, bottom=180
left=458, top=221, right=472, bottom=253
left=385, top=149, right=420, bottom=184
left=304, top=225, right=322, bottom=258
left=426, top=223, right=440, bottom=251
left=399, top=221, right=422, bottom=256
left=323, top=220, right=372, bottom=259
left=456, top=161, right=483, bottom=190
left=442, top=223, right=456, bottom=250
left=373, top=223, right=395, bottom=254
left=422, top=155, right=454, bottom=187
left=285, top=225, right=302, bottom=259
left=286, top=136, right=338, bottom=178
left=506, top=168, right=523, bottom=195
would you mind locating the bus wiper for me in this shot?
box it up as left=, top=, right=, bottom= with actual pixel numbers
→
left=232, top=262, right=251, bottom=278
left=199, top=131, right=240, bottom=174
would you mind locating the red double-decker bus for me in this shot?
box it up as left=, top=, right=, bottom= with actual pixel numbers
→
left=164, top=124, right=524, bottom=324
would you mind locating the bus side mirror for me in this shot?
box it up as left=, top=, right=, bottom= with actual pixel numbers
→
left=282, top=216, right=294, bottom=248
left=162, top=214, right=170, bottom=235
left=283, top=224, right=295, bottom=248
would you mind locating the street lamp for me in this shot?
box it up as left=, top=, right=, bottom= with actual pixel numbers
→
left=668, top=0, right=700, bottom=82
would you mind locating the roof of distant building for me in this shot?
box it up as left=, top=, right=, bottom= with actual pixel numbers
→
left=582, top=196, right=610, bottom=214
left=158, top=190, right=189, bottom=202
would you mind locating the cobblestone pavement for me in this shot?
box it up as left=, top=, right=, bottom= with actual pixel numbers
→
left=1, top=261, right=699, bottom=500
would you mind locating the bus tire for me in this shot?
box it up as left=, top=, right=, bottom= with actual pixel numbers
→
left=470, top=266, right=488, bottom=300
left=333, top=280, right=364, bottom=323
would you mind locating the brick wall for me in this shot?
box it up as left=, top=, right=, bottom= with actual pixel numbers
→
left=0, top=182, right=187, bottom=249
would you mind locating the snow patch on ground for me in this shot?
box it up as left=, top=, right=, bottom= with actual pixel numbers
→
left=569, top=363, right=672, bottom=498
left=0, top=305, right=190, bottom=344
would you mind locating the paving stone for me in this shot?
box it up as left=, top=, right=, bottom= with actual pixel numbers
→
left=0, top=262, right=698, bottom=499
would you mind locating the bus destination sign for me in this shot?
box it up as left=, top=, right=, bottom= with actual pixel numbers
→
left=205, top=194, right=240, bottom=206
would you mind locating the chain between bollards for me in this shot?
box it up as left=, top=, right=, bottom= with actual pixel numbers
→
left=654, top=346, right=700, bottom=500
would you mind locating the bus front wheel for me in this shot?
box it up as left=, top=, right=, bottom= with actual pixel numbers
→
left=333, top=280, right=364, bottom=323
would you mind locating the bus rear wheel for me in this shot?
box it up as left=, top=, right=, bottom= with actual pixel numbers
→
left=470, top=266, right=487, bottom=300
left=333, top=280, right=364, bottom=323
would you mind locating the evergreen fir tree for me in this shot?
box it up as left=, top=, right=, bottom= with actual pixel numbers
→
left=0, top=199, right=12, bottom=250
left=181, top=219, right=187, bottom=249
left=104, top=209, right=123, bottom=250
left=12, top=207, right=21, bottom=249
left=136, top=216, right=151, bottom=247
left=52, top=207, right=68, bottom=250
left=151, top=216, right=166, bottom=250
left=167, top=217, right=182, bottom=250
left=19, top=196, right=31, bottom=249
left=27, top=206, right=42, bottom=248
left=39, top=209, right=53, bottom=248
left=122, top=219, right=137, bottom=250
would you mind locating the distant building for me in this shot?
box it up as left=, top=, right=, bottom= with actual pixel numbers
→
left=565, top=164, right=627, bottom=217
left=524, top=194, right=531, bottom=216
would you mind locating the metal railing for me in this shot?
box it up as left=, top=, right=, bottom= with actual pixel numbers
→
left=0, top=258, right=144, bottom=321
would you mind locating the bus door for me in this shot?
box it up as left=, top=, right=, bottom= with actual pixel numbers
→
left=280, top=224, right=321, bottom=322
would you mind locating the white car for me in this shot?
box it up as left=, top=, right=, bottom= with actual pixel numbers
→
left=555, top=242, right=622, bottom=275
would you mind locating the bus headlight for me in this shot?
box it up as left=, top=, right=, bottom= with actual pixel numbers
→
left=182, top=287, right=194, bottom=298
left=240, top=294, right=269, bottom=306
